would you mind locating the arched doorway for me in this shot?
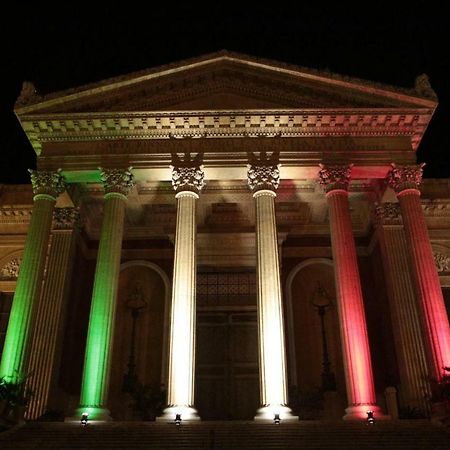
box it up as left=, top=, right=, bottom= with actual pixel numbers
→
left=286, top=259, right=346, bottom=418
left=109, top=261, right=170, bottom=420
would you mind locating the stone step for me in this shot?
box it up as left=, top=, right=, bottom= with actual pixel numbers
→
left=0, top=420, right=449, bottom=449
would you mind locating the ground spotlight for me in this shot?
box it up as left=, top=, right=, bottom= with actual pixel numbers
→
left=175, top=413, right=182, bottom=426
left=366, top=410, right=375, bottom=425
left=81, top=412, right=89, bottom=426
left=274, top=413, right=281, bottom=424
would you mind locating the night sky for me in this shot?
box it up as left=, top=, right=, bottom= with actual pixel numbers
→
left=2, top=4, right=448, bottom=183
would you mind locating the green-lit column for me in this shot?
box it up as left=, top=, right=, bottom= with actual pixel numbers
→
left=76, top=168, right=135, bottom=421
left=0, top=170, right=65, bottom=381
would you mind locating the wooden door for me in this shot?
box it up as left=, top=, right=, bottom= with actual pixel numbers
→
left=196, top=311, right=259, bottom=420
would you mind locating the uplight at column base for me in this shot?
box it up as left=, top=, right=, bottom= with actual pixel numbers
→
left=343, top=405, right=387, bottom=421
left=254, top=405, right=298, bottom=422
left=157, top=405, right=200, bottom=422
left=66, top=407, right=112, bottom=423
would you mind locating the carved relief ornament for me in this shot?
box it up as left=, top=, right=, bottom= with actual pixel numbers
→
left=52, top=207, right=81, bottom=230
left=387, top=163, right=424, bottom=193
left=0, top=257, right=22, bottom=280
left=374, top=202, right=402, bottom=225
left=318, top=164, right=352, bottom=193
left=99, top=167, right=135, bottom=196
left=171, top=165, right=205, bottom=194
left=29, top=169, right=66, bottom=197
left=433, top=252, right=450, bottom=273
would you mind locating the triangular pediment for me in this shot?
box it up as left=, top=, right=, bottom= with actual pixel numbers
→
left=15, top=51, right=436, bottom=115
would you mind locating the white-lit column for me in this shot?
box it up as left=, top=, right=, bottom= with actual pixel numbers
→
left=248, top=154, right=295, bottom=421
left=162, top=159, right=204, bottom=421
left=375, top=203, right=430, bottom=414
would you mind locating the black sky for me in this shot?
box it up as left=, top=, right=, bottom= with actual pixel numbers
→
left=2, top=4, right=449, bottom=183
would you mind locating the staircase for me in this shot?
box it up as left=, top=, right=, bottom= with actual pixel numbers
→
left=0, top=420, right=449, bottom=449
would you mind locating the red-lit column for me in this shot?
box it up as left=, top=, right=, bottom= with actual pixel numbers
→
left=388, top=164, right=450, bottom=381
left=318, top=164, right=381, bottom=420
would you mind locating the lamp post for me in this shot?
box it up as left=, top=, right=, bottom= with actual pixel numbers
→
left=122, top=283, right=148, bottom=393
left=311, top=282, right=336, bottom=392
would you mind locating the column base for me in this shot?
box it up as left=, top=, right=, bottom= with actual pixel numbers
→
left=343, top=405, right=389, bottom=421
left=254, top=405, right=298, bottom=422
left=65, top=407, right=112, bottom=423
left=157, top=405, right=200, bottom=422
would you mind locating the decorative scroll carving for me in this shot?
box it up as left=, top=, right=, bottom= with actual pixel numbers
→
left=0, top=258, right=22, bottom=280
left=15, top=81, right=42, bottom=108
left=374, top=202, right=402, bottom=225
left=414, top=74, right=438, bottom=100
left=433, top=252, right=450, bottom=273
left=99, top=167, right=135, bottom=196
left=247, top=151, right=280, bottom=192
left=29, top=169, right=66, bottom=197
left=387, top=163, right=424, bottom=193
left=318, top=164, right=352, bottom=193
left=52, top=207, right=81, bottom=230
left=171, top=153, right=205, bottom=194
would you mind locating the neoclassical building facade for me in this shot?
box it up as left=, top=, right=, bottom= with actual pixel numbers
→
left=0, top=51, right=449, bottom=422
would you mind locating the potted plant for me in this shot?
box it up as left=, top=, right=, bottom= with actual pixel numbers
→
left=429, top=367, right=450, bottom=423
left=129, top=382, right=166, bottom=421
left=0, top=373, right=32, bottom=425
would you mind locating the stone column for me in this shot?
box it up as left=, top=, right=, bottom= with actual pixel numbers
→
left=247, top=154, right=294, bottom=421
left=161, top=159, right=204, bottom=421
left=26, top=208, right=80, bottom=420
left=0, top=170, right=65, bottom=381
left=375, top=203, right=430, bottom=414
left=76, top=168, right=135, bottom=421
left=318, top=165, right=381, bottom=420
left=388, top=164, right=450, bottom=381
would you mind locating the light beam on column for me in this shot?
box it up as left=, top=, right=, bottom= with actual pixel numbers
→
left=75, top=167, right=135, bottom=422
left=388, top=164, right=450, bottom=382
left=248, top=152, right=296, bottom=421
left=160, top=153, right=204, bottom=421
left=0, top=170, right=65, bottom=382
left=318, top=164, right=381, bottom=420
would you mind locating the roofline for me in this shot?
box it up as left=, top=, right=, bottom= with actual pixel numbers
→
left=15, top=50, right=438, bottom=114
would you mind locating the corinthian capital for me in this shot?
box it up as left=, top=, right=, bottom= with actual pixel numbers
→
left=29, top=169, right=66, bottom=198
left=247, top=152, right=280, bottom=192
left=387, top=163, right=424, bottom=193
left=99, top=167, right=135, bottom=196
left=170, top=153, right=205, bottom=194
left=318, top=164, right=352, bottom=193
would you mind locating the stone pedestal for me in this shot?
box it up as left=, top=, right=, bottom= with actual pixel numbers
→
left=0, top=170, right=65, bottom=381
left=161, top=159, right=204, bottom=422
left=388, top=164, right=450, bottom=381
left=248, top=155, right=295, bottom=422
left=319, top=165, right=381, bottom=420
left=76, top=168, right=134, bottom=422
left=26, top=208, right=80, bottom=420
left=375, top=203, right=430, bottom=414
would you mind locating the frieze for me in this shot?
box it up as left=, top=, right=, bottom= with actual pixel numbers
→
left=21, top=110, right=426, bottom=145
left=433, top=252, right=450, bottom=273
left=99, top=167, right=135, bottom=196
left=387, top=163, right=424, bottom=193
left=0, top=257, right=22, bottom=280
left=318, top=164, right=352, bottom=193
left=29, top=169, right=66, bottom=197
left=0, top=208, right=33, bottom=224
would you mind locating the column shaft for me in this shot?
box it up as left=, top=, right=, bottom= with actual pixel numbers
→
left=327, top=190, right=379, bottom=418
left=78, top=193, right=126, bottom=419
left=254, top=190, right=290, bottom=417
left=165, top=191, right=199, bottom=419
left=0, top=194, right=56, bottom=380
left=26, top=210, right=78, bottom=420
left=377, top=220, right=430, bottom=413
left=398, top=190, right=450, bottom=379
